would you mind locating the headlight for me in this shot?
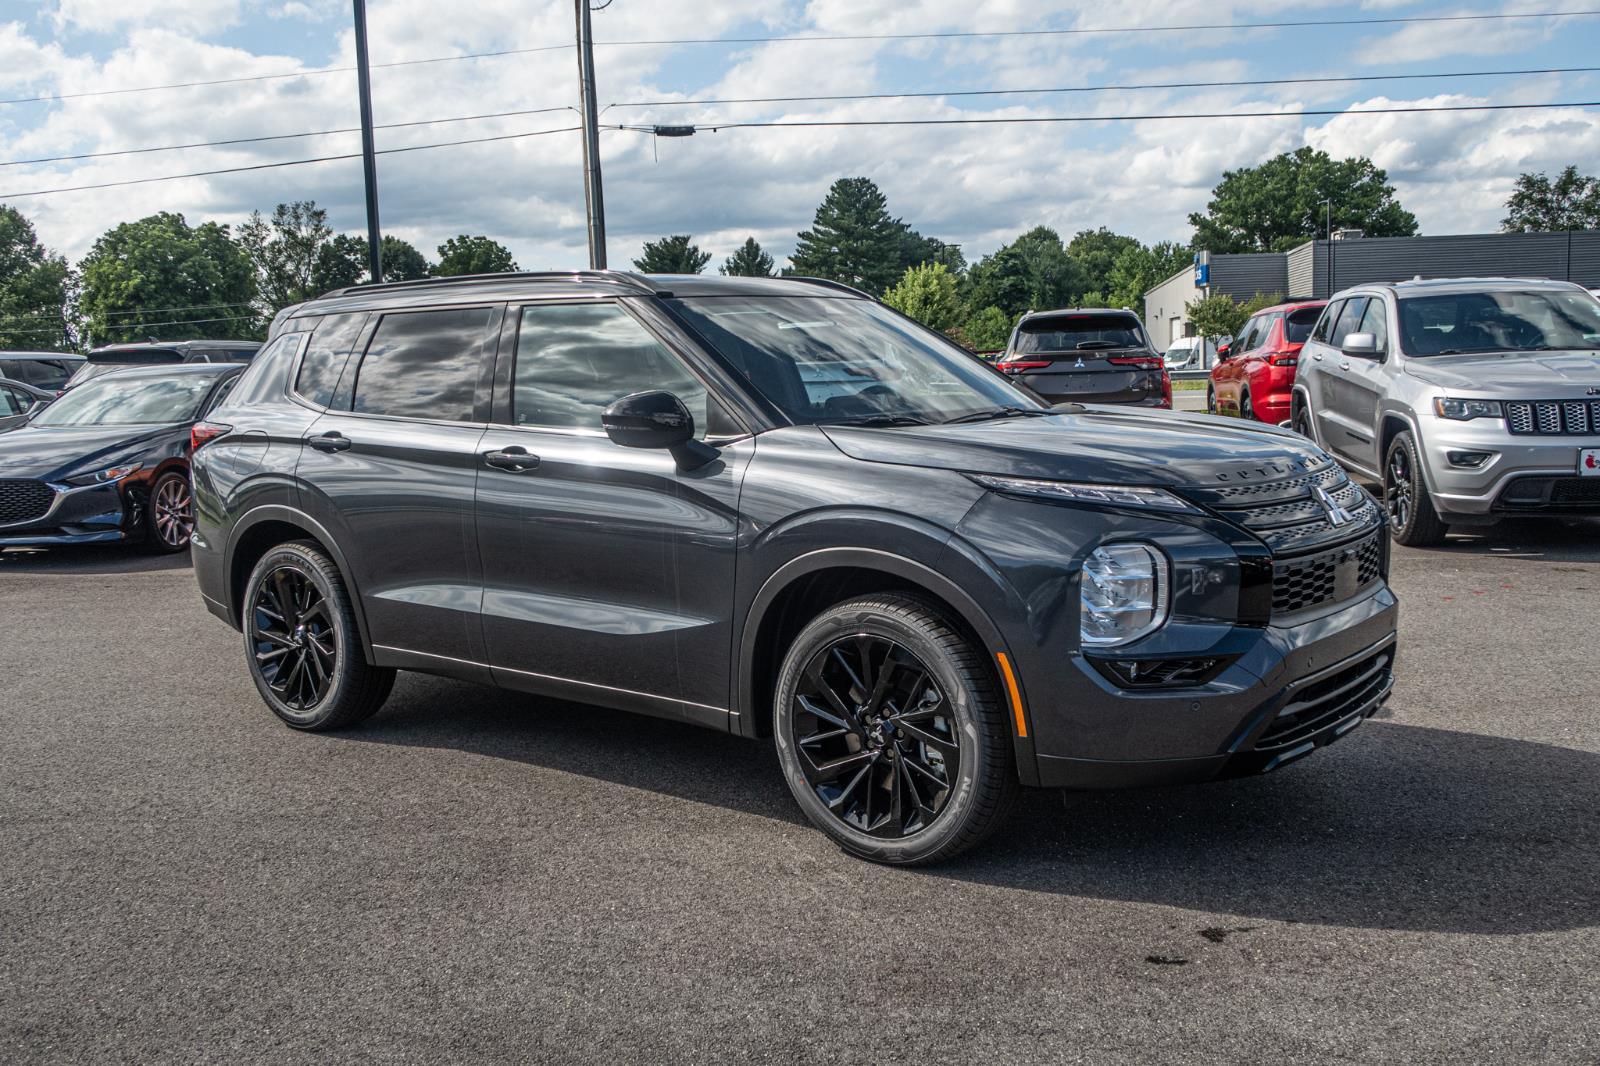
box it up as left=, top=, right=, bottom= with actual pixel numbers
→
left=1433, top=397, right=1503, bottom=421
left=1081, top=543, right=1169, bottom=647
left=968, top=474, right=1199, bottom=513
left=61, top=463, right=142, bottom=487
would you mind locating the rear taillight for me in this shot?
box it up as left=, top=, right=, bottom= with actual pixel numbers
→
left=1269, top=352, right=1298, bottom=367
left=994, top=360, right=1051, bottom=374
left=190, top=421, right=232, bottom=451
left=1159, top=369, right=1173, bottom=409
left=1108, top=356, right=1164, bottom=371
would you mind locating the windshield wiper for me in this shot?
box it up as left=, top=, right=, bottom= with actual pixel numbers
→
left=942, top=406, right=1055, bottom=425
left=825, top=413, right=934, bottom=428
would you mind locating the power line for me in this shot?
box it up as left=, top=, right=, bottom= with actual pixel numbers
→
left=2, top=9, right=1595, bottom=107
left=611, top=66, right=1600, bottom=109
left=613, top=99, right=1600, bottom=134
left=0, top=106, right=575, bottom=168
left=0, top=125, right=582, bottom=199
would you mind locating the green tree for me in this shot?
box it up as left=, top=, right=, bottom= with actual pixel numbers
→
left=1185, top=291, right=1284, bottom=342
left=1189, top=147, right=1418, bottom=253
left=956, top=306, right=1014, bottom=351
left=1502, top=165, right=1600, bottom=232
left=963, top=226, right=1088, bottom=320
left=883, top=262, right=961, bottom=332
left=238, top=200, right=336, bottom=315
left=78, top=212, right=258, bottom=343
left=1067, top=228, right=1142, bottom=295
left=720, top=236, right=775, bottom=277
left=312, top=234, right=432, bottom=293
left=633, top=234, right=712, bottom=274
left=790, top=177, right=909, bottom=294
left=434, top=234, right=518, bottom=277
left=0, top=204, right=72, bottom=350
left=1105, top=240, right=1191, bottom=311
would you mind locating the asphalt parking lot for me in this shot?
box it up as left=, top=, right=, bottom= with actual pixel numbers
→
left=3, top=522, right=1598, bottom=1064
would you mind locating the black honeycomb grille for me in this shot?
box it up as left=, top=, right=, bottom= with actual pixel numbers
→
left=0, top=479, right=54, bottom=525
left=1271, top=531, right=1384, bottom=615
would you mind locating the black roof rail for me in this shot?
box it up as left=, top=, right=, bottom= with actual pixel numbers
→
left=787, top=276, right=873, bottom=299
left=330, top=269, right=661, bottom=298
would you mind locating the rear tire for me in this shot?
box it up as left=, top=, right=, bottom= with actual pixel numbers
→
left=1384, top=432, right=1449, bottom=547
left=772, top=593, right=1019, bottom=865
left=243, top=540, right=395, bottom=730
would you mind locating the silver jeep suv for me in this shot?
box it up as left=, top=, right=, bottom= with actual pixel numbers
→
left=1292, top=277, right=1600, bottom=545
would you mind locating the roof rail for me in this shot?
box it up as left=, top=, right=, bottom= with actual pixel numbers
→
left=788, top=276, right=873, bottom=299
left=330, top=269, right=661, bottom=298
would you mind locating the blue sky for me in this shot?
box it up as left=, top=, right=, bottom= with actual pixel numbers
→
left=0, top=0, right=1596, bottom=274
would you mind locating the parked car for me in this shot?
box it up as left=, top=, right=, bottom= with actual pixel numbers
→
left=0, top=351, right=86, bottom=393
left=994, top=309, right=1172, bottom=408
left=1162, top=336, right=1214, bottom=370
left=1293, top=277, right=1600, bottom=546
left=1209, top=299, right=1326, bottom=424
left=190, top=271, right=1395, bottom=864
left=63, top=339, right=261, bottom=390
left=0, top=363, right=242, bottom=552
left=0, top=378, right=55, bottom=431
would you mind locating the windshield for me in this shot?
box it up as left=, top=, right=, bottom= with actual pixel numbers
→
left=666, top=296, right=1043, bottom=425
left=1398, top=290, right=1600, bottom=356
left=1015, top=314, right=1146, bottom=354
left=29, top=373, right=220, bottom=427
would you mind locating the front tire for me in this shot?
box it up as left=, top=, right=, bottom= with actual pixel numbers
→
left=1206, top=386, right=1217, bottom=415
left=243, top=540, right=395, bottom=730
left=1384, top=431, right=1449, bottom=547
left=772, top=594, right=1018, bottom=865
left=144, top=471, right=194, bottom=553
left=1292, top=404, right=1316, bottom=441
left=1240, top=390, right=1255, bottom=422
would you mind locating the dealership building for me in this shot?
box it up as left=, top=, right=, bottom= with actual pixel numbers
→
left=1143, top=228, right=1600, bottom=349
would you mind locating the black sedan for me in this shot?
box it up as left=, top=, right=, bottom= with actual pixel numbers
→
left=1, top=378, right=55, bottom=432
left=0, top=364, right=242, bottom=552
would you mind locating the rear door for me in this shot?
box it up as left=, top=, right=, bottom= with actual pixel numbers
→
left=295, top=303, right=502, bottom=668
left=474, top=299, right=751, bottom=727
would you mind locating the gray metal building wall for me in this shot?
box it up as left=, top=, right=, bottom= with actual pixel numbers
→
left=1304, top=231, right=1600, bottom=296
left=1142, top=266, right=1197, bottom=347
left=1207, top=252, right=1288, bottom=299
left=1286, top=242, right=1316, bottom=297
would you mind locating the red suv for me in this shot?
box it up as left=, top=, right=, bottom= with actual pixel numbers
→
left=1207, top=300, right=1325, bottom=425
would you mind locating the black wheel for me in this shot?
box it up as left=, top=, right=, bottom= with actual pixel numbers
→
left=144, top=471, right=194, bottom=552
left=244, top=540, right=394, bottom=730
left=1384, top=431, right=1449, bottom=547
left=772, top=594, right=1018, bottom=865
left=1292, top=404, right=1316, bottom=441
left=1205, top=386, right=1217, bottom=415
left=1240, top=390, right=1255, bottom=422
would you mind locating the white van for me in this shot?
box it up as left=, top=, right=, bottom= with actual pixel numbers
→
left=1162, top=336, right=1215, bottom=370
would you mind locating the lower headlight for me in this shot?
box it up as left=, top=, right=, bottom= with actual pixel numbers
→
left=61, top=463, right=142, bottom=487
left=1081, top=543, right=1169, bottom=647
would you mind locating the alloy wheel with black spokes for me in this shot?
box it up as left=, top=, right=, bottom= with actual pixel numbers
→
left=243, top=540, right=395, bottom=730
left=774, top=594, right=1017, bottom=865
left=1385, top=447, right=1413, bottom=532
left=1383, top=431, right=1449, bottom=546
left=146, top=472, right=195, bottom=552
left=792, top=633, right=960, bottom=839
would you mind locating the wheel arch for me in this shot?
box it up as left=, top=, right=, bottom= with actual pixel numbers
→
left=225, top=505, right=374, bottom=662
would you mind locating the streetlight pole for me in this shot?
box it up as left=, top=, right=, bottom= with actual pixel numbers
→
left=1320, top=197, right=1334, bottom=296
left=353, top=0, right=383, bottom=283
left=574, top=0, right=607, bottom=269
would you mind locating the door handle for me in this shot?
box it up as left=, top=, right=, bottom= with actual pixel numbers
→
left=1312, top=353, right=1323, bottom=361
left=306, top=431, right=352, bottom=453
left=484, top=446, right=539, bottom=472
left=1339, top=361, right=1351, bottom=371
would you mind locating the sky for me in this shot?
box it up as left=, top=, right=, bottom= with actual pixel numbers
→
left=0, top=0, right=1597, bottom=277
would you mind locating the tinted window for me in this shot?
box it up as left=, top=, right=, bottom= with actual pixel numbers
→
left=30, top=373, right=223, bottom=426
left=512, top=303, right=734, bottom=439
left=0, top=384, right=31, bottom=415
left=296, top=312, right=367, bottom=406
left=352, top=307, right=495, bottom=421
left=1358, top=299, right=1389, bottom=352
left=1014, top=313, right=1145, bottom=353
left=1285, top=307, right=1321, bottom=344
left=1311, top=300, right=1344, bottom=343
left=1330, top=298, right=1369, bottom=347
left=1397, top=289, right=1600, bottom=356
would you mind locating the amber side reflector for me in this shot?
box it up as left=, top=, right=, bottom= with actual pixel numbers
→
left=995, top=652, right=1027, bottom=738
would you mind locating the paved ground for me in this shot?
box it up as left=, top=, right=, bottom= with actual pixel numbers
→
left=3, top=520, right=1599, bottom=1064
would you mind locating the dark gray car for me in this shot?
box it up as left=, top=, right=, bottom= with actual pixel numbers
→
left=189, top=272, right=1396, bottom=864
left=996, top=309, right=1172, bottom=407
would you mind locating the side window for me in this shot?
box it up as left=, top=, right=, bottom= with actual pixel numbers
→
left=1234, top=318, right=1259, bottom=354
left=1358, top=299, right=1389, bottom=352
left=203, top=376, right=239, bottom=415
left=352, top=306, right=496, bottom=422
left=0, top=385, right=29, bottom=415
left=295, top=312, right=368, bottom=407
left=1330, top=297, right=1369, bottom=347
left=1311, top=300, right=1344, bottom=343
left=1248, top=314, right=1279, bottom=352
left=511, top=302, right=736, bottom=440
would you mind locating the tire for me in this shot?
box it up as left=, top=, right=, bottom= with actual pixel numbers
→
left=1292, top=404, right=1316, bottom=442
left=1240, top=390, right=1255, bottom=422
left=1205, top=386, right=1217, bottom=415
left=772, top=593, right=1019, bottom=865
left=1384, top=431, right=1449, bottom=547
left=143, top=471, right=195, bottom=553
left=243, top=540, right=395, bottom=730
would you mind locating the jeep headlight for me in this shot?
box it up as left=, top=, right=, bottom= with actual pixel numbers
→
left=1081, top=543, right=1169, bottom=647
left=1433, top=397, right=1503, bottom=421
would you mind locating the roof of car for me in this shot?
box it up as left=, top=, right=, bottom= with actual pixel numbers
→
left=92, top=339, right=261, bottom=354
left=76, top=362, right=243, bottom=383
left=1018, top=308, right=1141, bottom=322
left=1336, top=277, right=1589, bottom=298
left=1252, top=299, right=1327, bottom=315
left=0, top=350, right=86, bottom=361
left=289, top=270, right=872, bottom=318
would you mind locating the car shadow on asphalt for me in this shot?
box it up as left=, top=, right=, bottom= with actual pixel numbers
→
left=353, top=673, right=1599, bottom=937
left=1414, top=517, right=1600, bottom=561
left=0, top=543, right=192, bottom=574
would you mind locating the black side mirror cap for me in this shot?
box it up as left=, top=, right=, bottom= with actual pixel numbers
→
left=601, top=390, right=718, bottom=470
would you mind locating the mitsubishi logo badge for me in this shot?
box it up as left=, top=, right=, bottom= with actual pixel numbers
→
left=1313, top=485, right=1355, bottom=526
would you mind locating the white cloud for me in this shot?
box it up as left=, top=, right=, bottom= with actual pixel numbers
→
left=52, top=0, right=244, bottom=36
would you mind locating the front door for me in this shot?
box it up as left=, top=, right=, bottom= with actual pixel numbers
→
left=474, top=300, right=750, bottom=728
left=1339, top=297, right=1392, bottom=473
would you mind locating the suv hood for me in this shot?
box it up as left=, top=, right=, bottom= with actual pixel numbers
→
left=821, top=406, right=1324, bottom=488
left=1404, top=350, right=1600, bottom=392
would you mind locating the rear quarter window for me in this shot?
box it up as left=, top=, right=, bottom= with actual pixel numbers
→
left=295, top=313, right=368, bottom=407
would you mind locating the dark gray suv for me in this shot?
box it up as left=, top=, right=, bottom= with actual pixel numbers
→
left=190, top=272, right=1397, bottom=864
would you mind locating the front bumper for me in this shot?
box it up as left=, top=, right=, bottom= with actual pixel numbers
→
left=1419, top=415, right=1600, bottom=517
left=0, top=481, right=136, bottom=546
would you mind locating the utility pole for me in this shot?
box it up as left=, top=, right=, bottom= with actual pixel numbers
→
left=353, top=0, right=384, bottom=283
left=574, top=0, right=607, bottom=268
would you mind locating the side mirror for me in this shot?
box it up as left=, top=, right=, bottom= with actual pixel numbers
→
left=602, top=390, right=718, bottom=470
left=1343, top=332, right=1380, bottom=357
left=1216, top=344, right=1232, bottom=361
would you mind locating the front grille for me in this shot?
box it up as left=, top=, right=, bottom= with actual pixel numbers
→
left=1553, top=479, right=1600, bottom=504
left=1504, top=400, right=1600, bottom=436
left=1494, top=476, right=1600, bottom=510
left=1271, top=530, right=1383, bottom=615
left=1255, top=646, right=1394, bottom=752
left=0, top=479, right=55, bottom=525
left=1184, top=461, right=1384, bottom=555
